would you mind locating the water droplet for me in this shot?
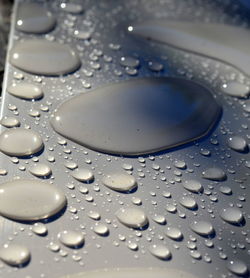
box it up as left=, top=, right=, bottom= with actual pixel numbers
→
left=190, top=221, right=214, bottom=237
left=228, top=136, right=248, bottom=152
left=220, top=207, right=244, bottom=225
left=219, top=185, right=232, bottom=195
left=0, top=244, right=30, bottom=266
left=222, top=82, right=249, bottom=98
left=174, top=160, right=186, bottom=169
left=58, top=230, right=84, bottom=248
left=130, top=21, right=250, bottom=76
left=102, top=172, right=137, bottom=192
left=179, top=196, right=197, bottom=210
left=71, top=168, right=94, bottom=182
left=148, top=61, right=163, bottom=72
left=29, top=163, right=52, bottom=177
left=116, top=207, right=148, bottom=229
left=227, top=260, right=248, bottom=276
left=88, top=211, right=101, bottom=220
left=0, top=117, right=20, bottom=128
left=0, top=128, right=44, bottom=156
left=202, top=167, right=226, bottom=181
left=149, top=244, right=171, bottom=260
left=120, top=56, right=140, bottom=68
left=183, top=180, right=203, bottom=193
left=7, top=83, right=43, bottom=100
left=0, top=179, right=66, bottom=221
left=64, top=161, right=78, bottom=170
left=10, top=40, right=81, bottom=76
left=32, top=223, right=47, bottom=236
left=51, top=77, right=221, bottom=156
left=165, top=227, right=183, bottom=241
left=93, top=224, right=109, bottom=236
left=60, top=3, right=83, bottom=14
left=152, top=215, right=166, bottom=225
left=16, top=3, right=56, bottom=34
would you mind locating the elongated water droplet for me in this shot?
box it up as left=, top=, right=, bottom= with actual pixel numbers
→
left=220, top=207, right=244, bottom=225
left=116, top=207, right=148, bottom=229
left=102, top=172, right=137, bottom=192
left=71, top=168, right=94, bottom=182
left=149, top=244, right=171, bottom=260
left=179, top=196, right=197, bottom=210
left=0, top=179, right=66, bottom=221
left=58, top=230, right=84, bottom=248
left=222, top=82, right=249, bottom=98
left=130, top=21, right=250, bottom=76
left=183, top=180, right=203, bottom=193
left=227, top=260, right=248, bottom=276
left=93, top=224, right=109, bottom=236
left=202, top=167, right=226, bottom=181
left=190, top=221, right=214, bottom=237
left=165, top=227, right=183, bottom=241
left=7, top=83, right=43, bottom=100
left=51, top=77, right=221, bottom=156
left=32, top=223, right=47, bottom=236
left=0, top=128, right=44, bottom=157
left=29, top=163, right=52, bottom=177
left=0, top=116, right=20, bottom=128
left=0, top=244, right=30, bottom=266
left=10, top=40, right=81, bottom=76
left=60, top=3, right=83, bottom=14
left=228, top=136, right=248, bottom=152
left=16, top=3, right=56, bottom=34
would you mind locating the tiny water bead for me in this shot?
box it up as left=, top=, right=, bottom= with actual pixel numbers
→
left=221, top=82, right=250, bottom=98
left=202, top=167, right=227, bottom=181
left=0, top=128, right=44, bottom=157
left=58, top=230, right=84, bottom=248
left=16, top=2, right=56, bottom=34
left=10, top=40, right=81, bottom=76
left=102, top=172, right=137, bottom=192
left=130, top=21, right=250, bottom=76
left=7, top=83, right=43, bottom=100
left=0, top=244, right=31, bottom=267
left=0, top=179, right=66, bottom=221
left=51, top=77, right=221, bottom=156
left=148, top=244, right=172, bottom=260
left=190, top=221, right=214, bottom=237
left=228, top=136, right=248, bottom=152
left=116, top=207, right=149, bottom=229
left=220, top=207, right=244, bottom=225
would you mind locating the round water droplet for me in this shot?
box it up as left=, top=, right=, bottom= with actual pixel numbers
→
left=179, top=196, right=197, bottom=210
left=10, top=40, right=81, bottom=76
left=0, top=128, right=44, bottom=156
left=149, top=244, right=171, bottom=260
left=58, top=230, right=84, bottom=248
left=190, top=221, right=214, bottom=237
left=183, top=180, right=203, bottom=193
left=0, top=179, right=66, bottom=221
left=102, top=172, right=137, bottom=192
left=7, top=83, right=43, bottom=100
left=71, top=168, right=94, bottom=182
left=0, top=244, right=30, bottom=266
left=32, top=223, right=47, bottom=236
left=228, top=136, right=248, bottom=152
left=165, top=227, right=183, bottom=241
left=16, top=3, right=56, bottom=34
left=29, top=163, right=52, bottom=177
left=93, top=224, right=109, bottom=236
left=0, top=116, right=20, bottom=128
left=222, top=82, right=249, bottom=98
left=116, top=207, right=148, bottom=229
left=220, top=207, right=244, bottom=225
left=50, top=77, right=221, bottom=156
left=227, top=260, right=248, bottom=276
left=202, top=167, right=226, bottom=181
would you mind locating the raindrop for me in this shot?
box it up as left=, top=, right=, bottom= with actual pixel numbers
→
left=221, top=82, right=249, bottom=98
left=228, top=136, right=248, bottom=152
left=202, top=167, right=226, bottom=181
left=165, top=227, right=183, bottom=241
left=0, top=117, right=20, bottom=128
left=60, top=3, right=83, bottom=14
left=227, top=260, right=248, bottom=276
left=220, top=207, right=244, bottom=225
left=120, top=56, right=140, bottom=68
left=0, top=128, right=44, bottom=156
left=58, top=230, right=84, bottom=248
left=93, top=224, right=109, bottom=236
left=0, top=244, right=30, bottom=266
left=0, top=179, right=66, bottom=221
left=71, top=168, right=94, bottom=182
left=190, top=221, right=214, bottom=237
left=179, top=196, right=197, bottom=210
left=102, top=172, right=137, bottom=192
left=149, top=244, right=171, bottom=260
left=29, top=163, right=52, bottom=177
left=183, top=180, right=203, bottom=193
left=32, top=223, right=47, bottom=236
left=7, top=83, right=43, bottom=100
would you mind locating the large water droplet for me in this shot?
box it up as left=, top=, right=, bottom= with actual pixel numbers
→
left=220, top=207, right=244, bottom=225
left=0, top=244, right=30, bottom=267
left=130, top=21, right=250, bottom=76
left=183, top=179, right=203, bottom=193
left=58, top=230, right=84, bottom=248
left=115, top=207, right=149, bottom=229
left=0, top=179, right=66, bottom=221
left=228, top=136, right=248, bottom=152
left=179, top=196, right=197, bottom=210
left=7, top=83, right=43, bottom=100
left=148, top=244, right=171, bottom=260
left=202, top=167, right=227, bottom=181
left=51, top=77, right=221, bottom=156
left=227, top=260, right=249, bottom=276
left=29, top=163, right=52, bottom=177
left=9, top=40, right=81, bottom=76
left=221, top=82, right=250, bottom=98
left=0, top=128, right=44, bottom=156
left=102, top=172, right=137, bottom=192
left=190, top=221, right=214, bottom=237
left=16, top=3, right=56, bottom=34
left=0, top=116, right=20, bottom=128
